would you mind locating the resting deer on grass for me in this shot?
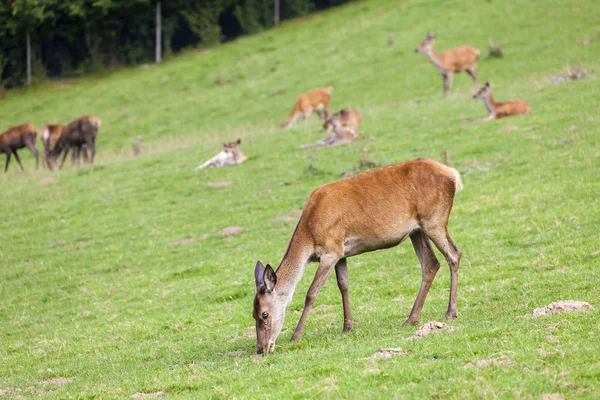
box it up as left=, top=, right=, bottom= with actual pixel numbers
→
left=253, top=158, right=463, bottom=354
left=415, top=33, right=480, bottom=97
left=470, top=82, right=531, bottom=123
left=280, top=86, right=333, bottom=128
left=195, top=139, right=247, bottom=170
left=300, top=116, right=360, bottom=149
left=0, top=124, right=39, bottom=172
left=323, top=108, right=362, bottom=135
left=45, top=115, right=101, bottom=170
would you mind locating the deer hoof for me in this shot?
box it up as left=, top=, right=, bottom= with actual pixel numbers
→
left=444, top=311, right=458, bottom=320
left=290, top=333, right=302, bottom=342
left=402, top=318, right=418, bottom=327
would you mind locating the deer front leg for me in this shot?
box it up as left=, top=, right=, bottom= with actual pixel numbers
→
left=25, top=141, right=39, bottom=170
left=59, top=147, right=71, bottom=169
left=335, top=258, right=353, bottom=332
left=291, top=253, right=340, bottom=342
left=404, top=231, right=441, bottom=326
left=443, top=73, right=454, bottom=97
left=4, top=153, right=11, bottom=173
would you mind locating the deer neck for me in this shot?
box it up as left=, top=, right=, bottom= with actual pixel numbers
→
left=425, top=47, right=447, bottom=73
left=482, top=92, right=498, bottom=115
left=274, top=225, right=311, bottom=303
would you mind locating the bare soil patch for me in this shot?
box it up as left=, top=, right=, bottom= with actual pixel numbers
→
left=41, top=377, right=73, bottom=385
left=38, top=177, right=56, bottom=185
left=413, top=321, right=454, bottom=338
left=171, top=234, right=210, bottom=245
left=498, top=125, right=519, bottom=133
left=131, top=392, right=165, bottom=399
left=254, top=188, right=272, bottom=196
left=0, top=388, right=22, bottom=396
left=463, top=355, right=514, bottom=368
left=369, top=348, right=408, bottom=359
left=218, top=226, right=243, bottom=237
left=531, top=300, right=592, bottom=317
left=207, top=181, right=232, bottom=188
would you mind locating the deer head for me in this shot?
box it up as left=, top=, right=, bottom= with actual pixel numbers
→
left=473, top=82, right=491, bottom=99
left=415, top=33, right=435, bottom=53
left=253, top=261, right=287, bottom=354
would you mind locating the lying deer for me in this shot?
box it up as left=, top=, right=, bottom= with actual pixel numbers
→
left=45, top=115, right=101, bottom=170
left=280, top=86, right=333, bottom=128
left=253, top=158, right=463, bottom=354
left=415, top=33, right=480, bottom=97
left=195, top=139, right=247, bottom=170
left=323, top=108, right=362, bottom=135
left=471, top=82, right=531, bottom=122
left=0, top=124, right=39, bottom=172
left=300, top=116, right=360, bottom=149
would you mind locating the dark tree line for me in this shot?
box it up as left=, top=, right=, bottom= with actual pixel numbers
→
left=0, top=0, right=347, bottom=89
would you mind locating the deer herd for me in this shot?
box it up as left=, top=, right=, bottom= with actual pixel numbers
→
left=2, top=33, right=533, bottom=356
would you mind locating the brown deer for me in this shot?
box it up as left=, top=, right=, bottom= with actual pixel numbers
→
left=471, top=82, right=531, bottom=122
left=253, top=158, right=463, bottom=354
left=40, top=124, right=64, bottom=168
left=415, top=33, right=480, bottom=97
left=300, top=116, right=360, bottom=149
left=195, top=139, right=247, bottom=170
left=323, top=108, right=362, bottom=134
left=46, top=115, right=101, bottom=170
left=0, top=124, right=39, bottom=172
left=281, top=86, right=333, bottom=128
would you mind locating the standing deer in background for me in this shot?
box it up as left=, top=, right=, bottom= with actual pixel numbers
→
left=280, top=86, right=333, bottom=128
left=0, top=124, right=39, bottom=172
left=195, top=139, right=247, bottom=170
left=415, top=33, right=480, bottom=97
left=471, top=82, right=531, bottom=122
left=46, top=115, right=101, bottom=170
left=253, top=158, right=463, bottom=354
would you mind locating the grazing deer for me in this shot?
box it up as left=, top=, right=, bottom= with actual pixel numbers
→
left=415, top=33, right=480, bottom=97
left=195, top=139, right=247, bottom=170
left=45, top=115, right=101, bottom=170
left=281, top=86, right=333, bottom=128
left=0, top=124, right=39, bottom=172
left=40, top=124, right=64, bottom=168
left=471, top=82, right=531, bottom=122
left=253, top=158, right=463, bottom=354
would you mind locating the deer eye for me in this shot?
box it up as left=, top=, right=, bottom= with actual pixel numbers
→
left=262, top=312, right=268, bottom=319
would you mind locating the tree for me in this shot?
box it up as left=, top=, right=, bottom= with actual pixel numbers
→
left=155, top=0, right=161, bottom=63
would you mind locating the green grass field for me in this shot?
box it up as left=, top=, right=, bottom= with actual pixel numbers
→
left=1, top=0, right=600, bottom=397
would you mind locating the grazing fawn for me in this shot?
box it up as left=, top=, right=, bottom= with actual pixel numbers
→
left=471, top=82, right=531, bottom=122
left=281, top=86, right=333, bottom=128
left=195, top=139, right=247, bottom=170
left=415, top=33, right=480, bottom=97
left=40, top=124, right=64, bottom=168
left=46, top=115, right=101, bottom=170
left=0, top=124, right=39, bottom=172
left=253, top=158, right=463, bottom=354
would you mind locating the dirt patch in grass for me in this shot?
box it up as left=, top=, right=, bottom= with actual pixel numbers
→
left=0, top=388, right=22, bottom=396
left=218, top=226, right=243, bottom=237
left=207, top=181, right=232, bottom=188
left=531, top=300, right=592, bottom=317
left=369, top=348, right=408, bottom=359
left=498, top=125, right=519, bottom=133
left=539, top=394, right=565, bottom=400
left=217, top=349, right=246, bottom=357
left=38, top=177, right=56, bottom=185
left=41, top=377, right=73, bottom=385
left=413, top=321, right=454, bottom=338
left=171, top=234, right=210, bottom=245
left=254, top=188, right=272, bottom=196
left=463, top=355, right=514, bottom=368
left=131, top=391, right=165, bottom=399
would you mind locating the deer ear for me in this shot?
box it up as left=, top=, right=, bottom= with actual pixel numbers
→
left=222, top=142, right=227, bottom=147
left=263, top=264, right=277, bottom=291
left=254, top=261, right=266, bottom=288
left=236, top=139, right=241, bottom=145
left=485, top=81, right=490, bottom=87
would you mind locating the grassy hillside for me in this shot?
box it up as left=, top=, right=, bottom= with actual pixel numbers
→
left=1, top=0, right=599, bottom=398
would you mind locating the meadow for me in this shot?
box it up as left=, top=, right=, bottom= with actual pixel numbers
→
left=1, top=0, right=599, bottom=397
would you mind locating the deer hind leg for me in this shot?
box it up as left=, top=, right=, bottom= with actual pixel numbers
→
left=422, top=224, right=461, bottom=320
left=25, top=139, right=39, bottom=170
left=404, top=230, right=441, bottom=326
left=71, top=146, right=81, bottom=167
left=466, top=67, right=478, bottom=94
left=291, top=253, right=340, bottom=342
left=85, top=136, right=96, bottom=164
left=335, top=258, right=353, bottom=332
left=443, top=73, right=454, bottom=97
left=12, top=151, right=24, bottom=171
